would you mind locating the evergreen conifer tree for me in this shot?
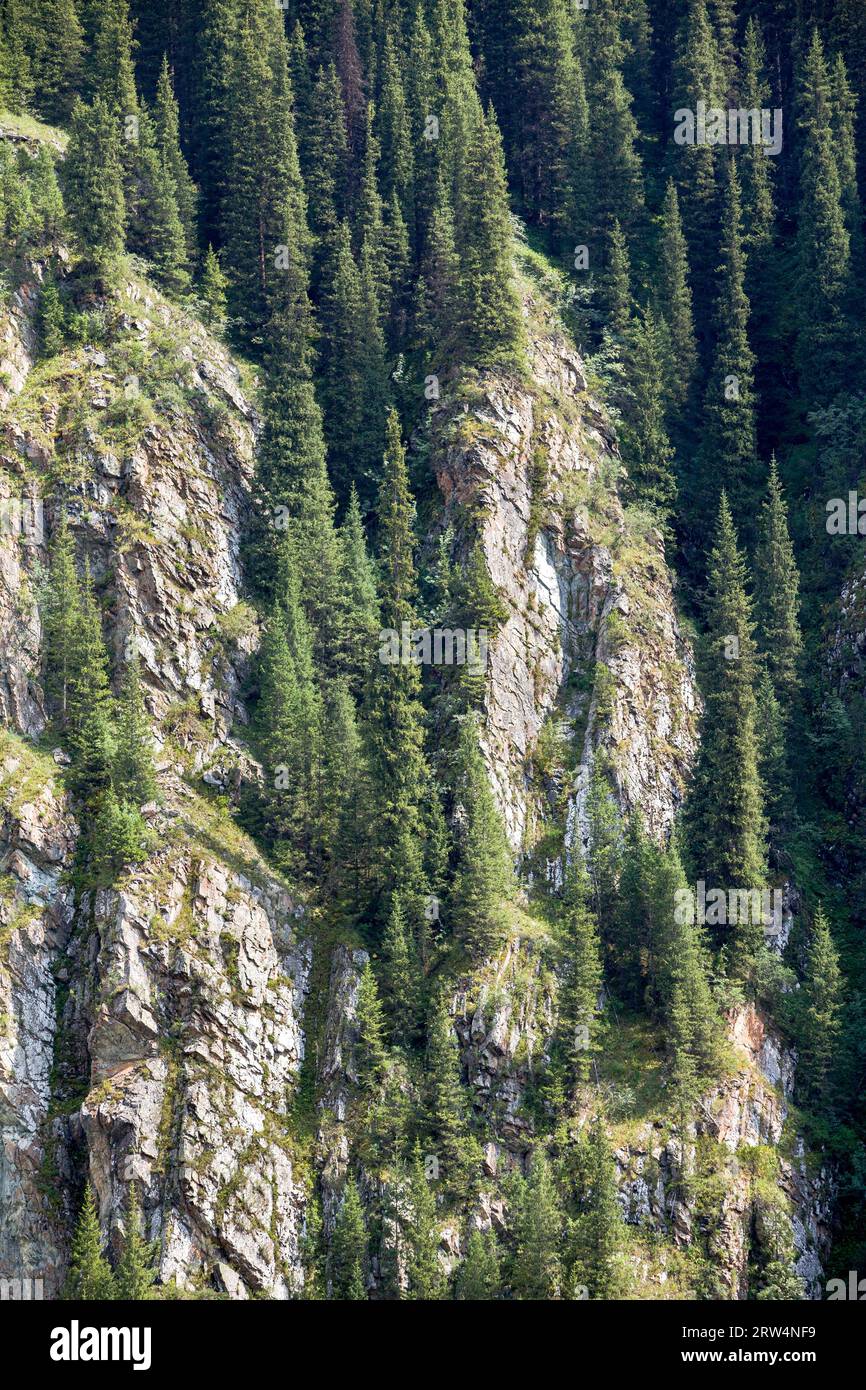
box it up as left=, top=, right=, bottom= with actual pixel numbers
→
left=556, top=858, right=603, bottom=1089
left=355, top=959, right=388, bottom=1093
left=795, top=30, right=851, bottom=397
left=655, top=179, right=698, bottom=416
left=66, top=560, right=114, bottom=803
left=455, top=1228, right=500, bottom=1300
left=27, top=0, right=83, bottom=121
left=426, top=989, right=477, bottom=1193
left=67, top=1187, right=115, bottom=1300
left=796, top=906, right=842, bottom=1110
left=575, top=1118, right=624, bottom=1299
left=754, top=458, right=802, bottom=711
left=450, top=715, right=513, bottom=961
left=687, top=494, right=767, bottom=976
left=698, top=158, right=758, bottom=531
left=153, top=57, right=198, bottom=259
left=330, top=1177, right=368, bottom=1300
left=364, top=409, right=428, bottom=926
left=113, top=647, right=157, bottom=806
left=452, top=106, right=524, bottom=367
left=511, top=1150, right=562, bottom=1299
left=198, top=244, right=228, bottom=327
left=406, top=1146, right=446, bottom=1299
left=115, top=1186, right=156, bottom=1299
left=64, top=97, right=126, bottom=271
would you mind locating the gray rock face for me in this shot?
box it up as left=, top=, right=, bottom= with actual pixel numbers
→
left=0, top=264, right=310, bottom=1298
left=0, top=254, right=834, bottom=1301
left=0, top=740, right=76, bottom=1297
left=1, top=265, right=260, bottom=773
left=451, top=936, right=555, bottom=1165
left=71, top=843, right=311, bottom=1297
left=429, top=311, right=698, bottom=853
left=316, top=945, right=368, bottom=1234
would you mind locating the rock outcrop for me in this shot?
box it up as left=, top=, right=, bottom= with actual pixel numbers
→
left=0, top=259, right=311, bottom=1298
left=428, top=293, right=698, bottom=855
left=0, top=243, right=832, bottom=1300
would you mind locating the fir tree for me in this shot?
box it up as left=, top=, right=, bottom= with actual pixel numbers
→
left=337, top=485, right=379, bottom=695
left=406, top=1146, right=446, bottom=1300
left=698, top=157, right=758, bottom=531
left=575, top=1118, right=624, bottom=1299
left=658, top=836, right=724, bottom=1091
left=64, top=97, right=126, bottom=271
left=223, top=7, right=309, bottom=348
left=127, top=108, right=190, bottom=294
left=687, top=494, right=767, bottom=975
left=355, top=959, right=388, bottom=1093
left=754, top=458, right=802, bottom=711
left=604, top=219, right=632, bottom=338
left=153, top=57, right=198, bottom=260
left=0, top=142, right=32, bottom=246
left=795, top=30, right=851, bottom=398
left=619, top=304, right=677, bottom=524
left=452, top=105, right=525, bottom=368
left=738, top=20, right=775, bottom=261
left=796, top=906, right=842, bottom=1110
left=114, top=1186, right=156, bottom=1299
left=317, top=220, right=387, bottom=511
left=28, top=0, right=83, bottom=121
left=671, top=0, right=721, bottom=319
left=66, top=1187, right=115, bottom=1300
left=364, top=409, right=428, bottom=925
left=355, top=101, right=389, bottom=318
left=91, top=0, right=138, bottom=122
left=755, top=664, right=788, bottom=851
left=301, top=1194, right=327, bottom=1301
left=198, top=244, right=228, bottom=327
left=66, top=560, right=114, bottom=803
left=511, top=1150, right=562, bottom=1299
left=89, top=787, right=151, bottom=880
left=190, top=0, right=237, bottom=246
left=512, top=0, right=576, bottom=239
left=302, top=62, right=349, bottom=290
left=655, top=179, right=698, bottom=417
left=581, top=3, right=644, bottom=244
left=374, top=29, right=414, bottom=237
left=585, top=756, right=624, bottom=930
left=381, top=894, right=419, bottom=1048
left=320, top=676, right=362, bottom=863
left=38, top=277, right=65, bottom=357
left=556, top=858, right=602, bottom=1089
left=829, top=52, right=862, bottom=258
left=28, top=146, right=66, bottom=248
left=610, top=809, right=660, bottom=1007
left=113, top=647, right=157, bottom=806
left=330, top=1177, right=368, bottom=1300
left=450, top=715, right=513, bottom=962
left=455, top=1228, right=500, bottom=1300
left=0, top=0, right=32, bottom=112
left=425, top=989, right=477, bottom=1194
left=415, top=172, right=459, bottom=359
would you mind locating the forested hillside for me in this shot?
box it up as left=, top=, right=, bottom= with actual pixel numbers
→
left=0, top=0, right=864, bottom=1303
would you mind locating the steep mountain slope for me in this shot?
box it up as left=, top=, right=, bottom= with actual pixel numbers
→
left=0, top=212, right=830, bottom=1301
left=0, top=252, right=310, bottom=1296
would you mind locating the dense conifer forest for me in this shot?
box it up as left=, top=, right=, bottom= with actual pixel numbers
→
left=1, top=0, right=865, bottom=1307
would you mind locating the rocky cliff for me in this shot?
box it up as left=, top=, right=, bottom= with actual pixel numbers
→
left=427, top=278, right=698, bottom=861
left=0, top=239, right=830, bottom=1299
left=0, top=255, right=310, bottom=1297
